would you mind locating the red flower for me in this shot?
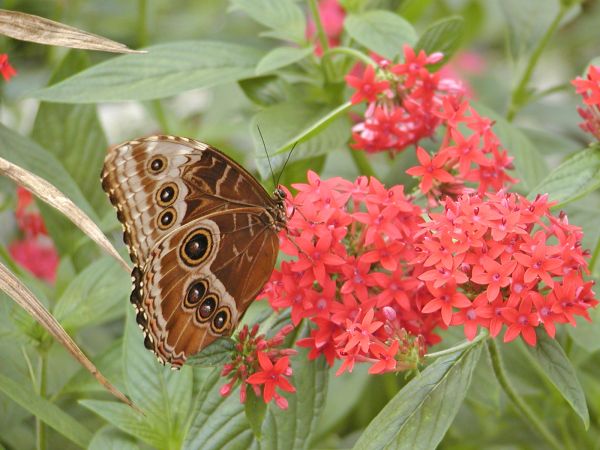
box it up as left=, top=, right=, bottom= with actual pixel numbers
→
left=0, top=54, right=16, bottom=81
left=421, top=282, right=471, bottom=326
left=406, top=147, right=454, bottom=193
left=9, top=237, right=58, bottom=283
left=247, top=352, right=296, bottom=407
left=572, top=65, right=600, bottom=140
left=369, top=340, right=399, bottom=374
left=345, top=65, right=390, bottom=104
left=502, top=298, right=540, bottom=346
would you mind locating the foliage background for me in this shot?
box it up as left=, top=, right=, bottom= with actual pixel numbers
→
left=0, top=0, right=600, bottom=449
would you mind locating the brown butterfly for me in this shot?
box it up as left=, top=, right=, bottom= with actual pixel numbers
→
left=101, top=135, right=286, bottom=368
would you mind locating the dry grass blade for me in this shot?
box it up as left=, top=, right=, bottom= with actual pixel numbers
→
left=0, top=9, right=145, bottom=54
left=0, top=262, right=142, bottom=413
left=0, top=156, right=131, bottom=273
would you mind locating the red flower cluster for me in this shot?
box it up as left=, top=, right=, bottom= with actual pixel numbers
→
left=0, top=53, right=17, bottom=81
left=406, top=98, right=517, bottom=205
left=572, top=65, right=600, bottom=140
left=262, top=172, right=430, bottom=375
left=346, top=45, right=464, bottom=154
left=220, top=324, right=297, bottom=409
left=8, top=187, right=58, bottom=283
left=412, top=191, right=597, bottom=345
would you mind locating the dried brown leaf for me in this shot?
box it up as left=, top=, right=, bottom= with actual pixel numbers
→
left=0, top=262, right=140, bottom=412
left=0, top=156, right=131, bottom=272
left=0, top=9, right=144, bottom=54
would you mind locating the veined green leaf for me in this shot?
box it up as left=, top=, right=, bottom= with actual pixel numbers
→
left=525, top=331, right=590, bottom=428
left=415, top=16, right=465, bottom=68
left=229, top=0, right=306, bottom=43
left=344, top=10, right=417, bottom=60
left=32, top=41, right=264, bottom=103
left=88, top=427, right=140, bottom=450
left=0, top=373, right=92, bottom=447
left=353, top=339, right=484, bottom=450
left=256, top=46, right=314, bottom=75
left=527, top=144, right=600, bottom=207
left=186, top=338, right=235, bottom=367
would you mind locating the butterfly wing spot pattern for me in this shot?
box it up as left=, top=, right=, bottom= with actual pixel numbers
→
left=101, top=135, right=286, bottom=368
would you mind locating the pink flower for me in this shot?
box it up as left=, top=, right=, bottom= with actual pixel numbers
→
left=247, top=352, right=295, bottom=407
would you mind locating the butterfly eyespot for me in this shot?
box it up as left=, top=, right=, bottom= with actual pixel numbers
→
left=148, top=155, right=167, bottom=174
left=184, top=280, right=208, bottom=309
left=180, top=228, right=212, bottom=266
left=197, top=294, right=218, bottom=322
left=156, top=183, right=178, bottom=206
left=157, top=208, right=176, bottom=230
left=211, top=306, right=231, bottom=334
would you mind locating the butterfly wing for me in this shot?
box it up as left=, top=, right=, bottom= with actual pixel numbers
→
left=101, top=135, right=274, bottom=265
left=133, top=208, right=279, bottom=367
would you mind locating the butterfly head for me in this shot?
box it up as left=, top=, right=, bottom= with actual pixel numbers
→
left=274, top=187, right=287, bottom=200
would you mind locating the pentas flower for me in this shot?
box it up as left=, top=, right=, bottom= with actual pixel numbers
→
left=411, top=191, right=598, bottom=346
left=0, top=53, right=16, bottom=81
left=262, top=172, right=431, bottom=376
left=572, top=65, right=600, bottom=140
left=219, top=323, right=297, bottom=409
left=405, top=98, right=517, bottom=205
left=9, top=187, right=58, bottom=283
left=346, top=45, right=465, bottom=154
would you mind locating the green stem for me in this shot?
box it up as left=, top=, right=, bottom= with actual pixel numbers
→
left=425, top=329, right=488, bottom=358
left=506, top=5, right=568, bottom=121
left=589, top=234, right=600, bottom=275
left=137, top=0, right=149, bottom=48
left=150, top=100, right=170, bottom=133
left=487, top=339, right=563, bottom=450
left=308, top=0, right=330, bottom=55
left=36, top=353, right=48, bottom=450
left=349, top=148, right=375, bottom=177
left=322, top=46, right=377, bottom=67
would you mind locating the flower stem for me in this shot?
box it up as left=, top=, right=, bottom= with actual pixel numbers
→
left=137, top=0, right=149, bottom=48
left=425, top=328, right=488, bottom=359
left=36, top=353, right=48, bottom=450
left=588, top=233, right=600, bottom=275
left=487, top=339, right=563, bottom=450
left=308, top=0, right=329, bottom=55
left=322, top=47, right=377, bottom=67
left=349, top=147, right=375, bottom=177
left=506, top=5, right=568, bottom=122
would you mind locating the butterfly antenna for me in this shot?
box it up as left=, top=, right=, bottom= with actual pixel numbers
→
left=257, top=125, right=277, bottom=190
left=275, top=141, right=298, bottom=188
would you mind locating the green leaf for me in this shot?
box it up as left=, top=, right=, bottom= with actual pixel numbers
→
left=229, top=0, right=306, bottom=43
left=239, top=75, right=287, bottom=106
left=53, top=257, right=128, bottom=330
left=31, top=51, right=110, bottom=215
left=344, top=10, right=417, bottom=60
left=256, top=46, right=314, bottom=75
left=474, top=103, right=548, bottom=193
left=260, top=344, right=329, bottom=450
left=0, top=124, right=96, bottom=220
left=251, top=101, right=352, bottom=179
left=32, top=41, right=264, bottom=103
left=88, top=427, right=140, bottom=450
left=245, top=388, right=267, bottom=439
left=499, top=0, right=561, bottom=60
left=527, top=145, right=600, bottom=207
left=353, top=339, right=484, bottom=450
left=122, top=309, right=193, bottom=449
left=186, top=338, right=235, bottom=367
left=183, top=369, right=254, bottom=450
left=526, top=331, right=590, bottom=428
left=415, top=16, right=465, bottom=67
left=81, top=400, right=160, bottom=449
left=0, top=373, right=92, bottom=447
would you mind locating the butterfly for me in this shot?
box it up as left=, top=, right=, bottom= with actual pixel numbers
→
left=101, top=135, right=287, bottom=368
